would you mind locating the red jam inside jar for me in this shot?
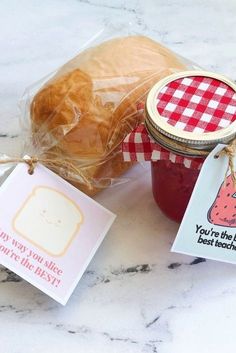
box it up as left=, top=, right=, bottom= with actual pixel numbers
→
left=151, top=160, right=200, bottom=223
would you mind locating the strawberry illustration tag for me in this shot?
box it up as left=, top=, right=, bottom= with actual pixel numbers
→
left=208, top=175, right=236, bottom=227
left=172, top=144, right=236, bottom=265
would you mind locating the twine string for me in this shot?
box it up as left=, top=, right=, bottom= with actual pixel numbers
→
left=24, top=157, right=38, bottom=175
left=0, top=138, right=235, bottom=191
left=214, top=138, right=236, bottom=187
left=0, top=156, right=92, bottom=190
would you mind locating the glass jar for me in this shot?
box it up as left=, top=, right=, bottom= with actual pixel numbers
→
left=145, top=70, right=236, bottom=223
left=151, top=160, right=200, bottom=222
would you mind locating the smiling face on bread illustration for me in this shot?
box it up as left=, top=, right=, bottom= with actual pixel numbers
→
left=13, top=186, right=83, bottom=256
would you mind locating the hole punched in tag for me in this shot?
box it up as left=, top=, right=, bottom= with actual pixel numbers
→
left=23, top=156, right=39, bottom=175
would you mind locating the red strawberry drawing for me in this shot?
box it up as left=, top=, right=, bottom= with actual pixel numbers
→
left=208, top=174, right=236, bottom=227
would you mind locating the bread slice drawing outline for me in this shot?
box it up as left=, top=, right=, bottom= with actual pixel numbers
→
left=12, top=186, right=83, bottom=257
left=207, top=175, right=236, bottom=228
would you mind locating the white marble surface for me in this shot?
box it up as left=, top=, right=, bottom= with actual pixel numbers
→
left=0, top=1, right=236, bottom=352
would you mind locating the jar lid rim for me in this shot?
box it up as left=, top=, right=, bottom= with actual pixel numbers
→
left=146, top=70, right=236, bottom=149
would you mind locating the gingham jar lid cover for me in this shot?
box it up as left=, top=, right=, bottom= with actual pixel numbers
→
left=122, top=71, right=236, bottom=169
left=146, top=70, right=236, bottom=144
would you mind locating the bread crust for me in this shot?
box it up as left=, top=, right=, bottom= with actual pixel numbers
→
left=31, top=36, right=186, bottom=195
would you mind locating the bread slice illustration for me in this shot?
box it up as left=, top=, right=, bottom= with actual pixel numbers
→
left=208, top=175, right=236, bottom=228
left=13, top=186, right=83, bottom=256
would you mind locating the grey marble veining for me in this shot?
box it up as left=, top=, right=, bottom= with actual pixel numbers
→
left=0, top=1, right=236, bottom=352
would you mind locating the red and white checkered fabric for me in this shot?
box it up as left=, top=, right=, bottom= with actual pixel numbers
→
left=122, top=124, right=204, bottom=170
left=122, top=75, right=236, bottom=169
left=156, top=76, right=236, bottom=133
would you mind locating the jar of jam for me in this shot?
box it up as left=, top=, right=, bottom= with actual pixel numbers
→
left=145, top=71, right=236, bottom=223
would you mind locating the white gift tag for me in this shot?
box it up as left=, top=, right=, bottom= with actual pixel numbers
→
left=0, top=163, right=116, bottom=304
left=172, top=144, right=236, bottom=264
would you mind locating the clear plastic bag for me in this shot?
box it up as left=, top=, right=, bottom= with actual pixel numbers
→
left=14, top=26, right=197, bottom=195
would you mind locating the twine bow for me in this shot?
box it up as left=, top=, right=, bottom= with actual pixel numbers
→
left=0, top=155, right=92, bottom=190
left=214, top=138, right=236, bottom=188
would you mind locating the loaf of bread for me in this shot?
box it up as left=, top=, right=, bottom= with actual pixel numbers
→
left=30, top=35, right=186, bottom=195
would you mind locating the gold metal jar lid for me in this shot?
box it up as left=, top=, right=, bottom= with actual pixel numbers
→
left=145, top=71, right=236, bottom=157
